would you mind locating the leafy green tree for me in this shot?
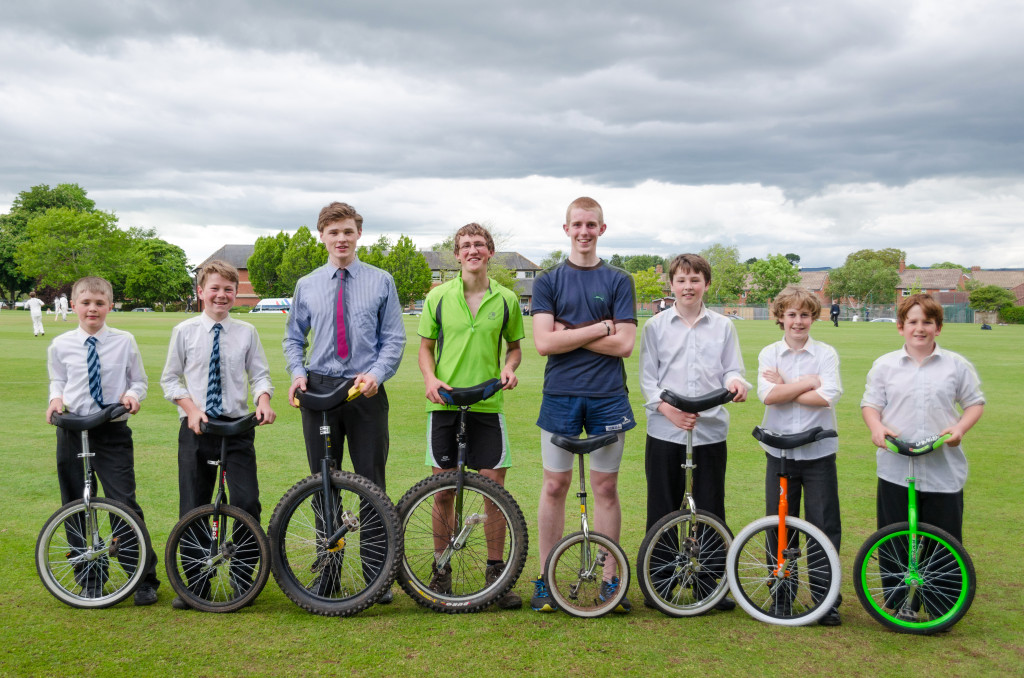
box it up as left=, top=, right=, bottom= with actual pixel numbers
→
left=622, top=254, right=666, bottom=274
left=539, top=250, right=566, bottom=269
left=826, top=258, right=900, bottom=307
left=633, top=268, right=664, bottom=305
left=699, top=244, right=745, bottom=304
left=277, top=226, right=328, bottom=295
left=930, top=261, right=969, bottom=272
left=746, top=254, right=801, bottom=304
left=846, top=248, right=906, bottom=269
left=744, top=256, right=759, bottom=266
left=16, top=208, right=131, bottom=289
left=357, top=234, right=391, bottom=269
left=609, top=253, right=624, bottom=268
left=124, top=239, right=193, bottom=309
left=0, top=183, right=96, bottom=303
left=784, top=253, right=801, bottom=266
left=382, top=235, right=432, bottom=307
left=248, top=231, right=292, bottom=297
left=969, top=285, right=1016, bottom=311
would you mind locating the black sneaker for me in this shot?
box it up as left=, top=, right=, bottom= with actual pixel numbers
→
left=485, top=562, right=522, bottom=610
left=377, top=588, right=394, bottom=604
left=82, top=580, right=104, bottom=599
left=133, top=584, right=158, bottom=606
left=599, top=576, right=631, bottom=613
left=818, top=606, right=841, bottom=626
left=171, top=595, right=191, bottom=610
left=714, top=596, right=736, bottom=611
left=531, top=578, right=558, bottom=612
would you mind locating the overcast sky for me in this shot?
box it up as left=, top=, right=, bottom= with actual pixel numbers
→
left=2, top=1, right=1023, bottom=269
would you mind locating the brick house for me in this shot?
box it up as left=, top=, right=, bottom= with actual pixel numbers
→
left=197, top=244, right=258, bottom=309
left=421, top=250, right=541, bottom=311
left=969, top=267, right=1024, bottom=305
left=897, top=260, right=970, bottom=301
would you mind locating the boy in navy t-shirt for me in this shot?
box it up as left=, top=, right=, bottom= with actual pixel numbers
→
left=529, top=197, right=637, bottom=613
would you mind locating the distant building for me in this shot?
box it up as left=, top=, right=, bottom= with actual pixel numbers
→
left=421, top=250, right=541, bottom=311
left=969, top=267, right=1024, bottom=305
left=197, top=244, right=258, bottom=309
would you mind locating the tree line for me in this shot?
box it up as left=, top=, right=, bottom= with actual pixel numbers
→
left=0, top=184, right=192, bottom=309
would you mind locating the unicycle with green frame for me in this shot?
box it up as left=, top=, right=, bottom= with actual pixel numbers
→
left=853, top=434, right=976, bottom=634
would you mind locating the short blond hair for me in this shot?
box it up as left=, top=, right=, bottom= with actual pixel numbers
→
left=771, top=286, right=821, bottom=329
left=71, top=276, right=113, bottom=303
left=565, top=197, right=604, bottom=225
left=197, top=259, right=239, bottom=288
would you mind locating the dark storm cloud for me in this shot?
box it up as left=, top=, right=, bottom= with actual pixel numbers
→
left=3, top=1, right=1022, bottom=194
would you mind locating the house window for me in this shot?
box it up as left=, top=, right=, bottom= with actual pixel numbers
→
left=524, top=271, right=535, bottom=279
left=431, top=270, right=441, bottom=281
left=902, top=289, right=910, bottom=296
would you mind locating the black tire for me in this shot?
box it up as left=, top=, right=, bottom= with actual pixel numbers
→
left=165, top=504, right=271, bottom=613
left=545, top=531, right=630, bottom=618
left=36, top=498, right=151, bottom=609
left=853, top=521, right=976, bottom=635
left=726, top=515, right=841, bottom=626
left=397, top=471, right=528, bottom=613
left=636, top=509, right=733, bottom=617
left=268, top=470, right=402, bottom=616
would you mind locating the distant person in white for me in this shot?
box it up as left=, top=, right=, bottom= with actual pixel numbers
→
left=26, top=291, right=45, bottom=336
left=55, top=293, right=69, bottom=321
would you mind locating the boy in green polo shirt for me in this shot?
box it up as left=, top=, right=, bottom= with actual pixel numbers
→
left=417, top=222, right=525, bottom=609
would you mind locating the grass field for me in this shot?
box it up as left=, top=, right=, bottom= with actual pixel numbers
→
left=1, top=310, right=1021, bottom=677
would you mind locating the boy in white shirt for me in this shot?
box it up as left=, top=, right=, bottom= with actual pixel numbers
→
left=46, top=276, right=160, bottom=604
left=161, top=260, right=275, bottom=610
left=27, top=290, right=45, bottom=335
left=756, top=286, right=843, bottom=625
left=861, top=293, right=984, bottom=546
left=639, top=253, right=749, bottom=611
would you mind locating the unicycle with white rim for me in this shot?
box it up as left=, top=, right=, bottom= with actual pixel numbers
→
left=543, top=432, right=630, bottom=618
left=36, top=404, right=152, bottom=608
left=726, top=426, right=842, bottom=626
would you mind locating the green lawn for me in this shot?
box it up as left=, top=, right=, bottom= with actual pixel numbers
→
left=1, top=310, right=1021, bottom=676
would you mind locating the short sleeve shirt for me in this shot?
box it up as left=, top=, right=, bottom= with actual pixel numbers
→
left=531, top=259, right=636, bottom=397
left=418, top=277, right=525, bottom=413
left=861, top=344, right=985, bottom=492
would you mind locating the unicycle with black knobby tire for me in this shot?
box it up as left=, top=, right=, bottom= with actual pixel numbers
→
left=268, top=379, right=402, bottom=617
left=396, top=378, right=528, bottom=613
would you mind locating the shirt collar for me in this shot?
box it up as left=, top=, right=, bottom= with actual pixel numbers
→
left=200, top=313, right=230, bottom=332
left=672, top=302, right=707, bottom=327
left=76, top=325, right=109, bottom=342
left=333, top=256, right=364, bottom=280
left=780, top=336, right=817, bottom=356
left=899, top=342, right=942, bottom=364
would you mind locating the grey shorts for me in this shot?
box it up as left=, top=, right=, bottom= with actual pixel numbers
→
left=540, top=429, right=625, bottom=473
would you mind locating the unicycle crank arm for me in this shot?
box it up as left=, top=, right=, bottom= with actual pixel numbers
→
left=325, top=510, right=360, bottom=550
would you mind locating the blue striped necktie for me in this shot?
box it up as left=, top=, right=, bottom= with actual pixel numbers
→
left=205, top=323, right=223, bottom=418
left=85, top=336, right=104, bottom=406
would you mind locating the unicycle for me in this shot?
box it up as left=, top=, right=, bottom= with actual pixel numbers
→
left=543, top=433, right=630, bottom=618
left=36, top=404, right=152, bottom=608
left=268, top=379, right=402, bottom=617
left=397, top=378, right=528, bottom=613
left=853, top=434, right=976, bottom=634
left=636, top=388, right=735, bottom=617
left=164, top=413, right=271, bottom=612
left=726, top=426, right=842, bottom=625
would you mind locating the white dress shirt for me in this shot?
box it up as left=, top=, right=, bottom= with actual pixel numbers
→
left=756, top=337, right=842, bottom=461
left=861, top=344, right=985, bottom=492
left=48, top=325, right=148, bottom=416
left=640, top=304, right=751, bottom=445
left=161, top=314, right=274, bottom=419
